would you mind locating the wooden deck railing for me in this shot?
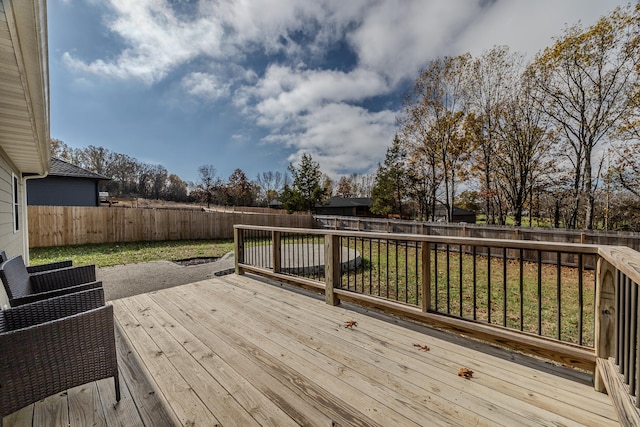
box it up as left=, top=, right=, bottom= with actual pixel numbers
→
left=234, top=225, right=640, bottom=425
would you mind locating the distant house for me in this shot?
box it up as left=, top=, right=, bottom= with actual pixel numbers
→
left=27, top=158, right=110, bottom=207
left=433, top=206, right=477, bottom=224
left=268, top=199, right=284, bottom=209
left=316, top=197, right=377, bottom=217
left=0, top=0, right=50, bottom=305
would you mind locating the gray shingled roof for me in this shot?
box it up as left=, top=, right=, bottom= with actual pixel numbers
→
left=323, top=197, right=373, bottom=208
left=49, top=158, right=110, bottom=180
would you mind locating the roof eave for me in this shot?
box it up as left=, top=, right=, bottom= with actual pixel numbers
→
left=0, top=0, right=50, bottom=175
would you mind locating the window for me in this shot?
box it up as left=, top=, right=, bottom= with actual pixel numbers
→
left=12, top=174, right=19, bottom=232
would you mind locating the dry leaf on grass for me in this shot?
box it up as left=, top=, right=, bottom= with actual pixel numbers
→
left=413, top=343, right=430, bottom=352
left=344, top=320, right=358, bottom=329
left=458, top=367, right=473, bottom=380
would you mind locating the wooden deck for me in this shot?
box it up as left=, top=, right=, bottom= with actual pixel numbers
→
left=5, top=274, right=619, bottom=426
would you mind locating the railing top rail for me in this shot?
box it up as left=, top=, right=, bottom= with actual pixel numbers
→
left=234, top=225, right=605, bottom=255
left=598, top=246, right=640, bottom=286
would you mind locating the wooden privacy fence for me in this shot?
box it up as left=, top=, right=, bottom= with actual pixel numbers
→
left=315, top=216, right=640, bottom=250
left=28, top=206, right=313, bottom=248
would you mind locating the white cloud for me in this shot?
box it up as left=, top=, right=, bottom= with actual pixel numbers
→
left=64, top=0, right=226, bottom=84
left=240, top=65, right=390, bottom=127
left=348, top=1, right=485, bottom=84
left=182, top=72, right=230, bottom=100
left=264, top=103, right=397, bottom=176
left=235, top=64, right=397, bottom=177
left=451, top=0, right=626, bottom=58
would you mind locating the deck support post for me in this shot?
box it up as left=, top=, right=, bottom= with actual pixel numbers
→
left=421, top=241, right=431, bottom=312
left=595, top=257, right=616, bottom=393
left=272, top=231, right=281, bottom=274
left=234, top=227, right=244, bottom=275
left=325, top=234, right=340, bottom=306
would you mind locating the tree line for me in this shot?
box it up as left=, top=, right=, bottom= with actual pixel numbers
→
left=371, top=3, right=640, bottom=231
left=50, top=140, right=374, bottom=208
left=192, top=155, right=375, bottom=210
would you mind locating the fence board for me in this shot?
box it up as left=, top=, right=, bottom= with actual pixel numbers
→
left=28, top=206, right=314, bottom=248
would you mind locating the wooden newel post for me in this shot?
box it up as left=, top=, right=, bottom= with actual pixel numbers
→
left=234, top=227, right=244, bottom=275
left=272, top=231, right=281, bottom=274
left=594, top=257, right=616, bottom=393
left=324, top=234, right=340, bottom=306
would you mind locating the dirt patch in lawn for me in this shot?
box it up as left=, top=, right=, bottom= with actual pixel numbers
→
left=172, top=257, right=220, bottom=266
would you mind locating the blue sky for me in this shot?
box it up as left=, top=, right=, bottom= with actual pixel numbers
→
left=48, top=0, right=627, bottom=184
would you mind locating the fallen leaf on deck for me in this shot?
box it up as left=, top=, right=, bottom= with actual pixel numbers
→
left=413, top=343, right=430, bottom=351
left=458, top=367, right=473, bottom=379
left=344, top=320, right=358, bottom=328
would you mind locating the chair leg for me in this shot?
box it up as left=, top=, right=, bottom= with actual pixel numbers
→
left=114, top=373, right=121, bottom=402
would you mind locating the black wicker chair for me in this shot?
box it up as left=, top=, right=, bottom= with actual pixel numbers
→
left=0, top=287, right=119, bottom=426
left=0, top=255, right=101, bottom=306
left=0, top=250, right=72, bottom=273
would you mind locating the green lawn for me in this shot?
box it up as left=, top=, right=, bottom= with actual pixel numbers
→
left=29, top=239, right=235, bottom=268
left=340, top=239, right=594, bottom=347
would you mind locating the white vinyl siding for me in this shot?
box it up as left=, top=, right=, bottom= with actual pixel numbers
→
left=12, top=173, right=19, bottom=232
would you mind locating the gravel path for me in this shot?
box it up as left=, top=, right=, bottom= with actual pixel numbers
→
left=97, top=252, right=235, bottom=301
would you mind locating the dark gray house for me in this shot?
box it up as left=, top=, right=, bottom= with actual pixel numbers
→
left=316, top=197, right=377, bottom=217
left=433, top=206, right=477, bottom=223
left=27, top=158, right=110, bottom=207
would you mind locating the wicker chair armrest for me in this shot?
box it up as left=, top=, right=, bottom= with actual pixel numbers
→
left=26, top=260, right=73, bottom=273
left=10, top=281, right=103, bottom=307
left=30, top=265, right=96, bottom=292
left=0, top=305, right=117, bottom=417
left=2, top=287, right=105, bottom=330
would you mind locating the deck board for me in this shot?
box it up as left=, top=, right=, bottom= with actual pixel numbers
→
left=3, top=274, right=619, bottom=426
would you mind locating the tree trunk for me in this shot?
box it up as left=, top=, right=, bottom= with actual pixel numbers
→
left=584, top=151, right=594, bottom=230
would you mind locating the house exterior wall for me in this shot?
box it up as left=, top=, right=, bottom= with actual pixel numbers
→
left=0, top=152, right=25, bottom=307
left=316, top=206, right=356, bottom=216
left=27, top=177, right=99, bottom=206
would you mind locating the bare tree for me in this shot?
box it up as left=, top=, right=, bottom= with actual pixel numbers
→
left=465, top=46, right=523, bottom=224
left=400, top=55, right=472, bottom=221
left=493, top=74, right=554, bottom=226
left=149, top=165, right=168, bottom=200
left=256, top=171, right=285, bottom=206
left=351, top=173, right=375, bottom=198
left=197, top=165, right=219, bottom=208
left=226, top=168, right=257, bottom=206
left=528, top=4, right=640, bottom=228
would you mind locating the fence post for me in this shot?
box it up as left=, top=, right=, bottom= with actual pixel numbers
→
left=324, top=234, right=341, bottom=306
left=272, top=231, right=281, bottom=274
left=594, top=256, right=616, bottom=392
left=421, top=241, right=431, bottom=312
left=234, top=227, right=244, bottom=275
